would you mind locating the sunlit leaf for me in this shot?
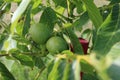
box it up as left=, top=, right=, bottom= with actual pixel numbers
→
left=32, top=0, right=41, bottom=9
left=31, top=0, right=42, bottom=14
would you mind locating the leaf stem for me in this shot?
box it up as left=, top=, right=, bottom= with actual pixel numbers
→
left=55, top=11, right=69, bottom=21
left=66, top=0, right=70, bottom=17
left=34, top=66, right=46, bottom=80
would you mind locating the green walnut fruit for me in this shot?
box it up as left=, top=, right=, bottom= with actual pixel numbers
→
left=29, top=23, right=52, bottom=44
left=46, top=36, right=68, bottom=54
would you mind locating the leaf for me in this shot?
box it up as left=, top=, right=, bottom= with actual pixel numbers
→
left=2, top=35, right=17, bottom=51
left=12, top=53, right=34, bottom=68
left=39, top=7, right=57, bottom=30
left=11, top=0, right=31, bottom=34
left=92, top=4, right=120, bottom=56
left=32, top=0, right=42, bottom=10
left=80, top=60, right=94, bottom=74
left=45, top=54, right=93, bottom=80
left=65, top=26, right=84, bottom=55
left=71, top=0, right=84, bottom=14
left=15, top=19, right=24, bottom=35
left=107, top=42, right=120, bottom=59
left=82, top=0, right=103, bottom=29
left=55, top=6, right=65, bottom=17
left=73, top=12, right=89, bottom=30
left=62, top=61, right=74, bottom=80
left=72, top=60, right=80, bottom=80
left=109, top=0, right=120, bottom=5
left=5, top=0, right=21, bottom=2
left=107, top=58, right=120, bottom=80
left=0, top=62, right=15, bottom=80
left=48, top=59, right=66, bottom=80
left=82, top=73, right=99, bottom=80
left=0, top=34, right=5, bottom=50
left=22, top=5, right=32, bottom=36
left=53, top=0, right=67, bottom=8
left=31, top=0, right=42, bottom=14
left=17, top=44, right=29, bottom=52
left=33, top=57, right=44, bottom=69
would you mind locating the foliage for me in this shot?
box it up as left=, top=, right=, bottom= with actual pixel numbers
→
left=0, top=0, right=120, bottom=80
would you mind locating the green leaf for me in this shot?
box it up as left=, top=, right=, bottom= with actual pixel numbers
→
left=82, top=0, right=103, bottom=29
left=71, top=0, right=84, bottom=14
left=22, top=5, right=32, bottom=36
left=48, top=55, right=82, bottom=80
left=73, top=12, right=89, bottom=30
left=55, top=6, right=65, bottom=16
left=0, top=34, right=5, bottom=50
left=65, top=26, right=84, bottom=54
left=109, top=0, right=120, bottom=5
left=107, top=42, right=120, bottom=59
left=107, top=58, right=120, bottom=80
left=33, top=57, right=44, bottom=69
left=62, top=62, right=74, bottom=80
left=31, top=0, right=42, bottom=14
left=12, top=53, right=34, bottom=68
left=53, top=0, right=67, bottom=8
left=82, top=73, right=99, bottom=80
left=17, top=44, right=29, bottom=52
left=5, top=0, right=21, bottom=2
left=11, top=0, right=31, bottom=34
left=15, top=19, right=24, bottom=35
left=39, top=7, right=57, bottom=30
left=32, top=0, right=41, bottom=10
left=62, top=60, right=80, bottom=80
left=80, top=60, right=94, bottom=74
left=0, top=62, right=15, bottom=80
left=45, top=54, right=93, bottom=80
left=93, top=4, right=120, bottom=56
left=48, top=59, right=66, bottom=80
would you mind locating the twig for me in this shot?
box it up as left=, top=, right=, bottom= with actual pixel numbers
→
left=0, top=54, right=9, bottom=57
left=55, top=11, right=69, bottom=21
left=34, top=66, right=46, bottom=80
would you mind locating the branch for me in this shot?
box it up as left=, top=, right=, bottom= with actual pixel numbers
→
left=0, top=54, right=9, bottom=57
